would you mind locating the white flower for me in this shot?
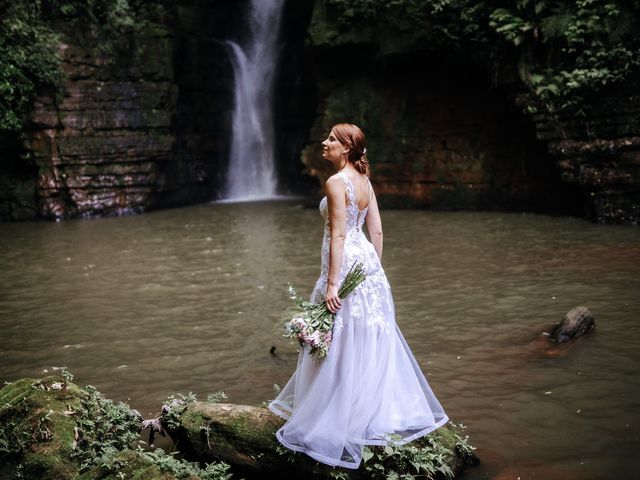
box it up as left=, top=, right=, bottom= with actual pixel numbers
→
left=287, top=284, right=297, bottom=300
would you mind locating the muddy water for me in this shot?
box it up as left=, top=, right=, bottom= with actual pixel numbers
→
left=1, top=201, right=639, bottom=479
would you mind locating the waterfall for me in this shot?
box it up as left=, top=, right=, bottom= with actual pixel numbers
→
left=224, top=0, right=284, bottom=201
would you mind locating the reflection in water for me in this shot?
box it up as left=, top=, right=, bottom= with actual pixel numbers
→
left=1, top=203, right=639, bottom=480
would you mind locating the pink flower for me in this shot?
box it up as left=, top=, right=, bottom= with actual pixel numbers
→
left=307, top=331, right=321, bottom=347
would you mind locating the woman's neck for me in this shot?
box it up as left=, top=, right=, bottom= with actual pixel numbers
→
left=337, top=162, right=356, bottom=175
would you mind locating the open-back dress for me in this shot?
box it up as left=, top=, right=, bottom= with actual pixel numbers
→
left=269, top=171, right=448, bottom=469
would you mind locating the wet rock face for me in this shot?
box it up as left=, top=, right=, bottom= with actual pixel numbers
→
left=301, top=0, right=639, bottom=222
left=301, top=73, right=567, bottom=212
left=26, top=26, right=179, bottom=220
left=2, top=1, right=240, bottom=221
left=300, top=5, right=572, bottom=213
left=526, top=90, right=640, bottom=224
left=549, top=306, right=596, bottom=343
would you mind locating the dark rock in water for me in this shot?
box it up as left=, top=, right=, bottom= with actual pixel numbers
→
left=549, top=306, right=595, bottom=343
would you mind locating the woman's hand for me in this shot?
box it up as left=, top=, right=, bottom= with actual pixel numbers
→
left=325, top=283, right=342, bottom=314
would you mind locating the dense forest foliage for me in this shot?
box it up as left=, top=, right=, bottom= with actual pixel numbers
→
left=1, top=0, right=639, bottom=132
left=326, top=0, right=640, bottom=116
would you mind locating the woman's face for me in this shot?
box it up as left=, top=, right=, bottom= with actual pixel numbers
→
left=321, top=129, right=346, bottom=164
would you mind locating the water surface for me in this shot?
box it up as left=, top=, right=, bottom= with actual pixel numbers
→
left=1, top=201, right=639, bottom=479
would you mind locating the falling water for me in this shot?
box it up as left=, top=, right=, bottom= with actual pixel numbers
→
left=224, top=0, right=284, bottom=201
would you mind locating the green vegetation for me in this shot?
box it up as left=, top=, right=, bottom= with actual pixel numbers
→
left=359, top=423, right=476, bottom=480
left=488, top=0, right=640, bottom=114
left=0, top=0, right=164, bottom=131
left=275, top=421, right=476, bottom=480
left=324, top=0, right=640, bottom=116
left=162, top=391, right=198, bottom=430
left=0, top=374, right=232, bottom=480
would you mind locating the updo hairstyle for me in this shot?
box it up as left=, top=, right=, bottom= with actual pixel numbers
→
left=332, top=123, right=370, bottom=176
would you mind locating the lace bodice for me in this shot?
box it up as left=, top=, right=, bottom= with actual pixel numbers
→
left=319, top=171, right=370, bottom=232
left=315, top=171, right=376, bottom=291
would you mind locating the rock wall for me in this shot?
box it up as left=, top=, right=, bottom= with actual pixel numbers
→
left=300, top=2, right=581, bottom=215
left=300, top=0, right=639, bottom=223
left=301, top=70, right=576, bottom=213
left=30, top=24, right=178, bottom=220
left=519, top=87, right=640, bottom=224
left=168, top=0, right=244, bottom=209
left=0, top=0, right=243, bottom=221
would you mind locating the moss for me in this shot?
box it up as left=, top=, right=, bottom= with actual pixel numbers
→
left=0, top=376, right=84, bottom=479
left=225, top=415, right=280, bottom=451
left=0, top=378, right=236, bottom=480
left=180, top=406, right=281, bottom=460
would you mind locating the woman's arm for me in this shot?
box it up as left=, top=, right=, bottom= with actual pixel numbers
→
left=325, top=175, right=347, bottom=314
left=365, top=188, right=383, bottom=260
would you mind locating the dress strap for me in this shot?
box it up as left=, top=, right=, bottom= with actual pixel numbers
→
left=336, top=171, right=355, bottom=206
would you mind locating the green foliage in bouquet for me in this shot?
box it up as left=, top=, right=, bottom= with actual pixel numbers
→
left=283, top=262, right=367, bottom=360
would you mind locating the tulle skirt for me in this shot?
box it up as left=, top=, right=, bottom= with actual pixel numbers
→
left=269, top=250, right=449, bottom=469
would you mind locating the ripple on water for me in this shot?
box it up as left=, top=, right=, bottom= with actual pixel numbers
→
left=0, top=205, right=639, bottom=479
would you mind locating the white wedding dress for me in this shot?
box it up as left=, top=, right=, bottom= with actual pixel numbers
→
left=269, top=171, right=448, bottom=469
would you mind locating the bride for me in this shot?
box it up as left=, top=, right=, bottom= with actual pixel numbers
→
left=269, top=123, right=448, bottom=469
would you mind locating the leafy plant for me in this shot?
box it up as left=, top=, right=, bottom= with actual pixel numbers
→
left=206, top=391, right=228, bottom=404
left=138, top=447, right=233, bottom=480
left=0, top=1, right=62, bottom=131
left=71, top=384, right=141, bottom=471
left=162, top=391, right=197, bottom=430
left=489, top=0, right=640, bottom=115
left=359, top=423, right=475, bottom=480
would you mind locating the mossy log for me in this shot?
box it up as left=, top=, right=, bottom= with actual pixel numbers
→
left=166, top=402, right=477, bottom=479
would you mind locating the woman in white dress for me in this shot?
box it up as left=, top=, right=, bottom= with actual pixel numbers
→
left=269, top=123, right=448, bottom=469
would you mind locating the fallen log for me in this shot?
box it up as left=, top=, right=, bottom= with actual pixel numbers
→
left=165, top=401, right=478, bottom=479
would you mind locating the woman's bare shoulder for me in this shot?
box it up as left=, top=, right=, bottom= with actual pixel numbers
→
left=325, top=174, right=346, bottom=190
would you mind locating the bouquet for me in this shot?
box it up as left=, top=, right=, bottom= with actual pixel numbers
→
left=283, top=262, right=367, bottom=360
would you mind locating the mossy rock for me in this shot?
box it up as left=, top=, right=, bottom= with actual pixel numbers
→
left=0, top=376, right=203, bottom=480
left=0, top=376, right=84, bottom=479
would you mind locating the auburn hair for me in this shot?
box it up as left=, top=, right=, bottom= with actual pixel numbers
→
left=332, top=123, right=369, bottom=176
